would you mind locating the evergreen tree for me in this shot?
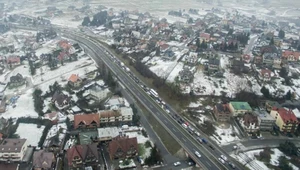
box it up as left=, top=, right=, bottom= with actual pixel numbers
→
left=286, top=90, right=292, bottom=100
left=196, top=38, right=201, bottom=48
left=82, top=16, right=91, bottom=26
left=269, top=37, right=275, bottom=45
left=278, top=29, right=285, bottom=39
left=29, top=59, right=36, bottom=75
left=261, top=86, right=270, bottom=99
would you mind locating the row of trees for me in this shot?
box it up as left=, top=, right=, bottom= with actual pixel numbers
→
left=33, top=89, right=44, bottom=116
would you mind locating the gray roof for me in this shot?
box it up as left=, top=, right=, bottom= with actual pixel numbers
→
left=254, top=109, right=275, bottom=121
left=0, top=139, right=27, bottom=153
left=98, top=127, right=121, bottom=139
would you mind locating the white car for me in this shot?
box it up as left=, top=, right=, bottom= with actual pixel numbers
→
left=221, top=155, right=228, bottom=161
left=173, top=161, right=181, bottom=166
left=218, top=157, right=225, bottom=164
left=195, top=151, right=201, bottom=158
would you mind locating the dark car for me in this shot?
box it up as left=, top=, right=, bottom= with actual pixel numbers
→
left=208, top=145, right=215, bottom=150
left=228, top=162, right=236, bottom=169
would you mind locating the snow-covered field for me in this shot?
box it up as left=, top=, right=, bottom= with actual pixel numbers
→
left=210, top=125, right=239, bottom=145
left=1, top=89, right=37, bottom=119
left=15, top=123, right=45, bottom=146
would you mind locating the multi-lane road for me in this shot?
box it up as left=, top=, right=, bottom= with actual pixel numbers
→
left=64, top=31, right=228, bottom=170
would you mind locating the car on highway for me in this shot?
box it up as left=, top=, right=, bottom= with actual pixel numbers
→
left=218, top=157, right=225, bottom=164
left=208, top=144, right=215, bottom=150
left=196, top=137, right=202, bottom=143
left=165, top=109, right=170, bottom=113
left=195, top=151, right=201, bottom=158
left=228, top=162, right=236, bottom=169
left=182, top=123, right=188, bottom=128
left=220, top=155, right=228, bottom=161
left=201, top=138, right=208, bottom=144
left=173, top=161, right=181, bottom=166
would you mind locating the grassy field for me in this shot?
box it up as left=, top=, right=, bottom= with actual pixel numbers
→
left=136, top=102, right=182, bottom=155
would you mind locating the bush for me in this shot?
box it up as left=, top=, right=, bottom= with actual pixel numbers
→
left=141, top=129, right=148, bottom=138
left=279, top=141, right=298, bottom=156
left=144, top=145, right=163, bottom=166
left=145, top=140, right=152, bottom=148
left=33, top=88, right=44, bottom=116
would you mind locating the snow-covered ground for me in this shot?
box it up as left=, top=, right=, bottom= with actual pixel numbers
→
left=15, top=123, right=45, bottom=146
left=1, top=89, right=38, bottom=119
left=210, top=125, right=239, bottom=145
left=232, top=148, right=299, bottom=170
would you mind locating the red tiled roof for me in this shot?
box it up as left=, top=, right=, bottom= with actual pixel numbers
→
left=7, top=56, right=20, bottom=63
left=74, top=114, right=99, bottom=129
left=277, top=108, right=298, bottom=124
left=160, top=44, right=169, bottom=50
left=261, top=69, right=272, bottom=78
left=200, top=33, right=210, bottom=40
left=108, top=136, right=138, bottom=159
left=282, top=50, right=300, bottom=60
left=67, top=145, right=83, bottom=166
left=68, top=74, right=80, bottom=83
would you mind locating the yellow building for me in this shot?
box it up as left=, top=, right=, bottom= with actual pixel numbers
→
left=270, top=108, right=298, bottom=133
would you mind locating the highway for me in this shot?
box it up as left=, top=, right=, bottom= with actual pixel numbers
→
left=64, top=31, right=226, bottom=170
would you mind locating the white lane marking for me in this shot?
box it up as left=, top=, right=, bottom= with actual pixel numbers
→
left=182, top=138, right=187, bottom=142
left=172, top=128, right=176, bottom=132
left=163, top=119, right=168, bottom=124
left=149, top=105, right=153, bottom=108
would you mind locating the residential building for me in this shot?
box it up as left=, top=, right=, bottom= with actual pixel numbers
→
left=83, top=84, right=110, bottom=102
left=74, top=114, right=100, bottom=129
left=7, top=56, right=21, bottom=66
left=259, top=69, right=273, bottom=82
left=239, top=113, right=259, bottom=133
left=282, top=50, right=300, bottom=62
left=97, top=127, right=121, bottom=141
left=32, top=150, right=55, bottom=170
left=99, top=107, right=133, bottom=126
left=108, top=135, right=138, bottom=160
left=68, top=74, right=82, bottom=88
left=200, top=33, right=210, bottom=42
left=213, top=104, right=231, bottom=122
left=262, top=53, right=282, bottom=68
left=106, top=96, right=126, bottom=109
left=254, top=109, right=275, bottom=131
left=270, top=108, right=299, bottom=133
left=9, top=73, right=25, bottom=87
left=66, top=144, right=99, bottom=169
left=207, top=57, right=220, bottom=73
left=229, top=102, right=252, bottom=116
left=0, top=138, right=28, bottom=162
left=265, top=100, right=281, bottom=112
left=51, top=92, right=71, bottom=110
left=0, top=163, right=19, bottom=170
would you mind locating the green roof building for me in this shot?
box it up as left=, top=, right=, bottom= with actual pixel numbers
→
left=229, top=102, right=252, bottom=116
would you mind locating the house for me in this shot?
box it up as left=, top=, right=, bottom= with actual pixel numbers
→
left=44, top=112, right=58, bottom=123
left=32, top=150, right=55, bottom=170
left=0, top=164, right=19, bottom=170
left=97, top=127, right=121, bottom=141
left=270, top=108, right=299, bottom=133
left=51, top=92, right=71, bottom=110
left=265, top=100, right=281, bottom=112
left=83, top=84, right=110, bottom=102
left=282, top=50, right=300, bottom=62
left=99, top=108, right=133, bottom=126
left=178, top=67, right=194, bottom=83
left=162, top=49, right=176, bottom=60
left=74, top=114, right=100, bottom=129
left=68, top=74, right=82, bottom=88
left=9, top=73, right=25, bottom=87
left=200, top=33, right=210, bottom=42
left=254, top=109, right=275, bottom=131
left=259, top=69, right=273, bottom=82
left=239, top=113, right=260, bottom=133
left=106, top=96, right=126, bottom=109
left=229, top=102, right=252, bottom=116
left=66, top=144, right=99, bottom=169
left=0, top=138, right=28, bottom=162
left=207, top=57, right=220, bottom=73
left=213, top=104, right=231, bottom=122
left=243, top=54, right=251, bottom=63
left=7, top=56, right=21, bottom=67
left=108, top=135, right=138, bottom=160
left=262, top=53, right=282, bottom=69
